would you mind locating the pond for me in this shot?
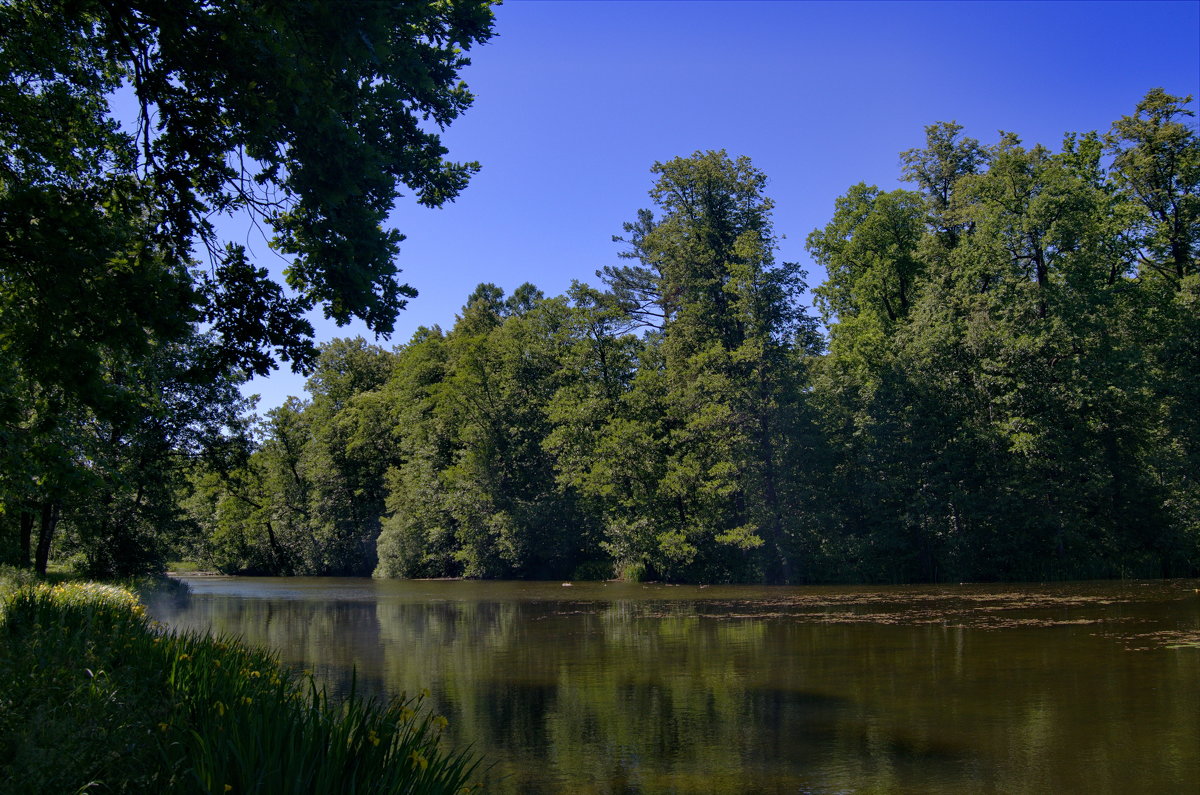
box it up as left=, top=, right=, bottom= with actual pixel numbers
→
left=148, top=577, right=1200, bottom=793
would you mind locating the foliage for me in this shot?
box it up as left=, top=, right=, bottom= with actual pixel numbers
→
left=191, top=90, right=1200, bottom=584
left=0, top=579, right=483, bottom=793
left=1, top=0, right=495, bottom=575
left=1, top=0, right=496, bottom=373
left=803, top=90, right=1199, bottom=581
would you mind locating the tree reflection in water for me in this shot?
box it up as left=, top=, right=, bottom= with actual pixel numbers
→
left=149, top=578, right=1200, bottom=794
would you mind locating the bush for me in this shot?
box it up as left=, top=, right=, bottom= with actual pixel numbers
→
left=618, top=561, right=648, bottom=582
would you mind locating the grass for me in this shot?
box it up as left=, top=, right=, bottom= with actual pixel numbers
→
left=0, top=567, right=483, bottom=793
left=165, top=560, right=207, bottom=573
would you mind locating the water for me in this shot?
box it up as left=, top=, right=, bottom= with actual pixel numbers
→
left=147, top=577, right=1200, bottom=793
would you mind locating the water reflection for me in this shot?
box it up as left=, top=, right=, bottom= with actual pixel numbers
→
left=147, top=579, right=1200, bottom=793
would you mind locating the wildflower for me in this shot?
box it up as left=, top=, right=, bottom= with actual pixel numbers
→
left=158, top=722, right=169, bottom=732
left=367, top=729, right=380, bottom=747
left=241, top=696, right=253, bottom=705
left=249, top=670, right=260, bottom=678
left=215, top=701, right=226, bottom=716
left=213, top=659, right=221, bottom=668
left=433, top=715, right=449, bottom=732
left=408, top=751, right=428, bottom=771
left=224, top=786, right=232, bottom=792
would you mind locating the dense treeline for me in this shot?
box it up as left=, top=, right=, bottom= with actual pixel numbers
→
left=183, top=90, right=1199, bottom=584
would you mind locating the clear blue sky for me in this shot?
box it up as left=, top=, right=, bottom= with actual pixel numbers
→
left=241, top=0, right=1200, bottom=411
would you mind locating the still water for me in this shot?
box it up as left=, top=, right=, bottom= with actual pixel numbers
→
left=148, top=577, right=1200, bottom=794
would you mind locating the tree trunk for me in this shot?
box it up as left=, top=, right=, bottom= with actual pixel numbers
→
left=1033, top=243, right=1049, bottom=319
left=18, top=510, right=34, bottom=568
left=264, top=520, right=292, bottom=575
left=34, top=502, right=60, bottom=577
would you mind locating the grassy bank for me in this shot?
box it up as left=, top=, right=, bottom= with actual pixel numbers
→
left=0, top=568, right=481, bottom=793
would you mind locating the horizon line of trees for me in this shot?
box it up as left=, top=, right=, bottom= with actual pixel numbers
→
left=177, top=89, right=1199, bottom=584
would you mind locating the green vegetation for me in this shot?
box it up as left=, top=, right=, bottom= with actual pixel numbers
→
left=0, top=0, right=495, bottom=577
left=181, top=91, right=1199, bottom=584
left=0, top=3, right=1194, bottom=585
left=0, top=568, right=482, bottom=793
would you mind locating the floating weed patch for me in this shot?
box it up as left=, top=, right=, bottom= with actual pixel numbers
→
left=0, top=580, right=483, bottom=793
left=1119, top=629, right=1200, bottom=651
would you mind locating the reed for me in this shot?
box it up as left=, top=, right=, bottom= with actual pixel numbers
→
left=0, top=576, right=482, bottom=793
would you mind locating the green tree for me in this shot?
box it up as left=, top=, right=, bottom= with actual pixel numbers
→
left=302, top=338, right=396, bottom=575
left=374, top=327, right=459, bottom=578
left=599, top=151, right=819, bottom=582
left=1106, top=89, right=1199, bottom=284
left=1, top=0, right=495, bottom=373
left=899, top=120, right=988, bottom=247
left=56, top=335, right=251, bottom=577
left=807, top=184, right=927, bottom=330
left=376, top=285, right=595, bottom=580
left=808, top=93, right=1199, bottom=581
left=1, top=0, right=495, bottom=572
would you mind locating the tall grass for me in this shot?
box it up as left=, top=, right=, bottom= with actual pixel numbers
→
left=0, top=575, right=482, bottom=793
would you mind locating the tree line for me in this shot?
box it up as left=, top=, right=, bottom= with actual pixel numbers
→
left=3, top=6, right=1193, bottom=584
left=182, top=90, right=1199, bottom=583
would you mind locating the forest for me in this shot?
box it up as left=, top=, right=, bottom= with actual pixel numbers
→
left=0, top=4, right=1195, bottom=584
left=181, top=93, right=1196, bottom=584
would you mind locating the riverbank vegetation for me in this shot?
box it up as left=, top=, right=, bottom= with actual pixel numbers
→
left=178, top=91, right=1199, bottom=584
left=0, top=568, right=481, bottom=792
left=0, top=4, right=1195, bottom=586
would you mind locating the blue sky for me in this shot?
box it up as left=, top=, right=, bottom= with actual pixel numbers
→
left=240, top=0, right=1200, bottom=411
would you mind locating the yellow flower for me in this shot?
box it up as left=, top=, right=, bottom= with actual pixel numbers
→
left=432, top=715, right=449, bottom=732
left=224, top=786, right=232, bottom=793
left=158, top=722, right=169, bottom=732
left=241, top=696, right=253, bottom=706
left=367, top=729, right=380, bottom=747
left=408, top=751, right=428, bottom=771
left=215, top=701, right=226, bottom=716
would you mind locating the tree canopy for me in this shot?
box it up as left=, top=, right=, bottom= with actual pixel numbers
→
left=1, top=26, right=1194, bottom=585
left=0, top=0, right=495, bottom=574
left=186, top=93, right=1198, bottom=584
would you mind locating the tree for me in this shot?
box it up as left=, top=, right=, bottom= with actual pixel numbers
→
left=3, top=331, right=251, bottom=577
left=1106, top=89, right=1199, bottom=284
left=599, top=151, right=819, bottom=582
left=807, top=184, right=927, bottom=327
left=1, top=0, right=495, bottom=375
left=376, top=286, right=594, bottom=579
left=1, top=0, right=495, bottom=572
left=900, top=121, right=988, bottom=247
left=302, top=338, right=396, bottom=575
left=56, top=334, right=252, bottom=577
left=806, top=92, right=1199, bottom=581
